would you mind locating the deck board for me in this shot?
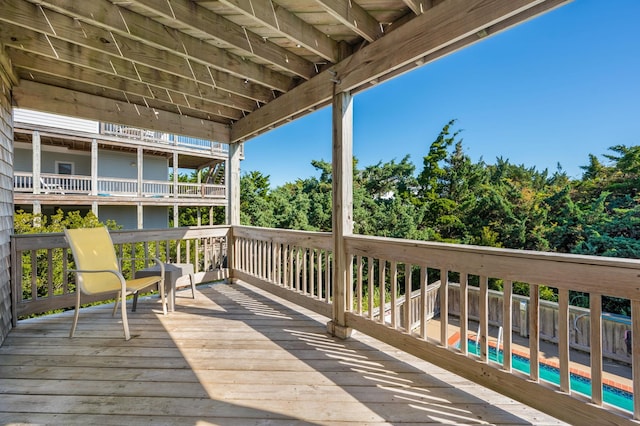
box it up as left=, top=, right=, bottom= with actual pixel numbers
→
left=0, top=281, right=566, bottom=425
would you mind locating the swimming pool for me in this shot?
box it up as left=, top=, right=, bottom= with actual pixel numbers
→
left=465, top=340, right=633, bottom=412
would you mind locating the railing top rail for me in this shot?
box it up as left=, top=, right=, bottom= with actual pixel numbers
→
left=233, top=225, right=333, bottom=250
left=12, top=225, right=231, bottom=251
left=345, top=234, right=640, bottom=299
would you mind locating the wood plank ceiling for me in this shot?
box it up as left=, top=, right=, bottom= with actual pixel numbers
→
left=0, top=0, right=570, bottom=144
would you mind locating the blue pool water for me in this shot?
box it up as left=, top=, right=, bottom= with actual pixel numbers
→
left=465, top=340, right=633, bottom=412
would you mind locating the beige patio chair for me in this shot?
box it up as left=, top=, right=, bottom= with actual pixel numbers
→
left=65, top=226, right=166, bottom=340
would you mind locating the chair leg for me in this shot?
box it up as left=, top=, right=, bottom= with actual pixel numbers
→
left=112, top=291, right=121, bottom=317
left=189, top=273, right=196, bottom=299
left=159, top=277, right=167, bottom=316
left=69, top=290, right=81, bottom=338
left=120, top=293, right=131, bottom=341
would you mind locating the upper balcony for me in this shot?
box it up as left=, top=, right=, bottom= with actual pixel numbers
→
left=13, top=109, right=242, bottom=160
left=14, top=171, right=226, bottom=206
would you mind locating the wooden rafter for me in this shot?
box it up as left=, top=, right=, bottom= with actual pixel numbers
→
left=10, top=51, right=245, bottom=122
left=125, top=0, right=316, bottom=79
left=402, top=0, right=432, bottom=15
left=314, top=0, right=383, bottom=42
left=214, top=0, right=341, bottom=63
left=26, top=0, right=293, bottom=91
left=13, top=80, right=231, bottom=142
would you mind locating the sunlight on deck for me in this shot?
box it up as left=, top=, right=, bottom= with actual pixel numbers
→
left=0, top=281, right=567, bottom=425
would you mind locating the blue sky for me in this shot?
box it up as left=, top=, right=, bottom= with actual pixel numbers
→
left=241, top=0, right=640, bottom=188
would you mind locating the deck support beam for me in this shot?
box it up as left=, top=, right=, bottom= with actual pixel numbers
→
left=328, top=89, right=353, bottom=339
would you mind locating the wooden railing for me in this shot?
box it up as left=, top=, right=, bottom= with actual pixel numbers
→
left=14, top=172, right=226, bottom=199
left=100, top=122, right=243, bottom=158
left=233, top=226, right=640, bottom=424
left=232, top=226, right=334, bottom=317
left=10, top=226, right=229, bottom=321
left=100, top=122, right=228, bottom=154
left=10, top=225, right=640, bottom=423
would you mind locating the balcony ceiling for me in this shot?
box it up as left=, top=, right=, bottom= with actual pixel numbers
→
left=1, top=0, right=569, bottom=144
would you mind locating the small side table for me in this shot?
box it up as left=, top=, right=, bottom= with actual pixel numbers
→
left=134, top=263, right=195, bottom=312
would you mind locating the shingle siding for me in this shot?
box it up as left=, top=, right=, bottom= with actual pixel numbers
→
left=0, top=61, right=14, bottom=345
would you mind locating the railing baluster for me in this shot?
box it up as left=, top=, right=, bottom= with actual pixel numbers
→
left=325, top=251, right=331, bottom=302
left=277, top=243, right=282, bottom=285
left=479, top=275, right=488, bottom=361
left=310, top=249, right=316, bottom=296
left=379, top=259, right=386, bottom=324
left=356, top=255, right=363, bottom=315
left=267, top=241, right=272, bottom=282
left=30, top=250, right=37, bottom=300
left=289, top=246, right=295, bottom=290
left=558, top=288, right=569, bottom=392
left=403, top=263, right=411, bottom=333
left=346, top=254, right=353, bottom=311
left=62, top=248, right=69, bottom=295
left=503, top=280, right=513, bottom=372
left=390, top=261, right=397, bottom=329
left=317, top=250, right=322, bottom=297
left=420, top=266, right=427, bottom=340
left=632, top=300, right=640, bottom=420
left=47, top=249, right=54, bottom=297
left=304, top=248, right=309, bottom=295
left=460, top=272, right=468, bottom=355
left=590, top=292, right=603, bottom=406
left=441, top=269, right=450, bottom=348
left=368, top=257, right=374, bottom=320
left=282, top=245, right=288, bottom=287
left=529, top=283, right=540, bottom=382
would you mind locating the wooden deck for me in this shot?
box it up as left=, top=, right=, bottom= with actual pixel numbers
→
left=0, top=281, right=567, bottom=425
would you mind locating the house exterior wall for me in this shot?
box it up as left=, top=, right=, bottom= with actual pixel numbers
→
left=0, top=60, right=14, bottom=344
left=98, top=151, right=168, bottom=180
left=98, top=205, right=168, bottom=229
left=13, top=108, right=98, bottom=133
left=15, top=146, right=168, bottom=179
left=14, top=146, right=90, bottom=174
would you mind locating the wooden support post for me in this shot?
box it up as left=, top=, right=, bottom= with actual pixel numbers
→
left=227, top=142, right=242, bottom=283
left=32, top=131, right=41, bottom=195
left=327, top=90, right=353, bottom=339
left=137, top=203, right=143, bottom=229
left=173, top=152, right=179, bottom=199
left=91, top=138, right=98, bottom=196
left=137, top=147, right=143, bottom=197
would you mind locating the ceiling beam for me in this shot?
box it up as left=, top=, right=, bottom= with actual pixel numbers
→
left=13, top=80, right=231, bottom=142
left=27, top=0, right=293, bottom=92
left=0, top=27, right=261, bottom=116
left=10, top=50, right=245, bottom=122
left=401, top=0, right=432, bottom=15
left=126, top=0, right=316, bottom=79
left=313, top=0, right=383, bottom=42
left=14, top=69, right=235, bottom=124
left=0, top=0, right=275, bottom=104
left=230, top=0, right=570, bottom=142
left=215, top=0, right=340, bottom=63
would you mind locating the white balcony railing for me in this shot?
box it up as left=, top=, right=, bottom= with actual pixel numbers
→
left=14, top=172, right=225, bottom=199
left=101, top=122, right=230, bottom=154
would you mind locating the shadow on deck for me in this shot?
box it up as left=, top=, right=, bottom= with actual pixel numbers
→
left=0, top=281, right=566, bottom=425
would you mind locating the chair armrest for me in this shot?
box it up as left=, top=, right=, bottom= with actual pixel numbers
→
left=118, top=257, right=165, bottom=277
left=67, top=268, right=127, bottom=294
